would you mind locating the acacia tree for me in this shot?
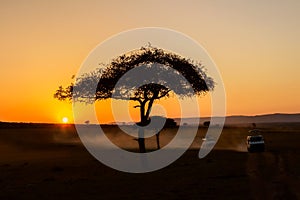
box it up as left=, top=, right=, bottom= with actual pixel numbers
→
left=54, top=45, right=214, bottom=153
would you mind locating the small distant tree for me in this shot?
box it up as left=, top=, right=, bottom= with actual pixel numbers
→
left=165, top=118, right=177, bottom=128
left=150, top=116, right=177, bottom=150
left=203, top=121, right=210, bottom=127
left=54, top=45, right=214, bottom=153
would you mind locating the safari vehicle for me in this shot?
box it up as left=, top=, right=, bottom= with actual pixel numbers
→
left=247, top=131, right=265, bottom=152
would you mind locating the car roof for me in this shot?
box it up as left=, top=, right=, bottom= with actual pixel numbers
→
left=248, top=129, right=261, bottom=133
left=247, top=135, right=264, bottom=139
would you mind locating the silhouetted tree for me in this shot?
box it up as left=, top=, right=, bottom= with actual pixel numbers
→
left=149, top=116, right=177, bottom=150
left=54, top=45, right=214, bottom=153
left=203, top=121, right=210, bottom=127
left=164, top=118, right=177, bottom=128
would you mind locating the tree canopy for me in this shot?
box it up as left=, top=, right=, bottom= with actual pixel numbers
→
left=54, top=45, right=215, bottom=152
left=55, top=45, right=214, bottom=106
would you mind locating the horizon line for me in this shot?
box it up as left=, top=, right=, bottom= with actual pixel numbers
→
left=1, top=112, right=299, bottom=124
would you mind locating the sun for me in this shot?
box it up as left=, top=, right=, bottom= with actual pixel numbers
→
left=62, top=117, right=69, bottom=123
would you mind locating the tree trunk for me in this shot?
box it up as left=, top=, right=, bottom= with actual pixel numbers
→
left=138, top=128, right=146, bottom=153
left=136, top=97, right=156, bottom=153
left=137, top=102, right=147, bottom=153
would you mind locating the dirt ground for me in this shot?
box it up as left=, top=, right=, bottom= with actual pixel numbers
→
left=0, top=123, right=299, bottom=199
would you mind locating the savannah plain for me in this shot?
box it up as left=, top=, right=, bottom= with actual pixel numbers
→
left=0, top=122, right=299, bottom=199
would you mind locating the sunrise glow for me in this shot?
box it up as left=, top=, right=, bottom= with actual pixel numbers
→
left=0, top=1, right=299, bottom=123
left=62, top=117, right=69, bottom=124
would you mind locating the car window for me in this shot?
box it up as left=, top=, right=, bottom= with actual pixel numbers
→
left=249, top=136, right=263, bottom=142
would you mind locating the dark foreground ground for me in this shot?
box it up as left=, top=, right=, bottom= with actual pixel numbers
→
left=0, top=123, right=299, bottom=199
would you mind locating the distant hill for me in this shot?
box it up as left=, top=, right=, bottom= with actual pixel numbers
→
left=1, top=113, right=299, bottom=127
left=174, top=113, right=300, bottom=125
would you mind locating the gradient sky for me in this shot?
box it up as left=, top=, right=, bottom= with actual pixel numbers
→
left=0, top=0, right=299, bottom=123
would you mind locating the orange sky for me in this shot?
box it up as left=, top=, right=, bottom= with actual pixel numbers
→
left=0, top=1, right=300, bottom=123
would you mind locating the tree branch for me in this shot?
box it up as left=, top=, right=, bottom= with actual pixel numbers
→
left=145, top=91, right=158, bottom=120
left=129, top=97, right=142, bottom=104
left=157, top=89, right=171, bottom=99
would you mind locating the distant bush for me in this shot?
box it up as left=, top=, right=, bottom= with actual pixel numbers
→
left=203, top=121, right=210, bottom=127
left=165, top=118, right=177, bottom=128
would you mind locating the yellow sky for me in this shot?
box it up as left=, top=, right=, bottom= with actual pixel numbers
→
left=0, top=0, right=299, bottom=123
